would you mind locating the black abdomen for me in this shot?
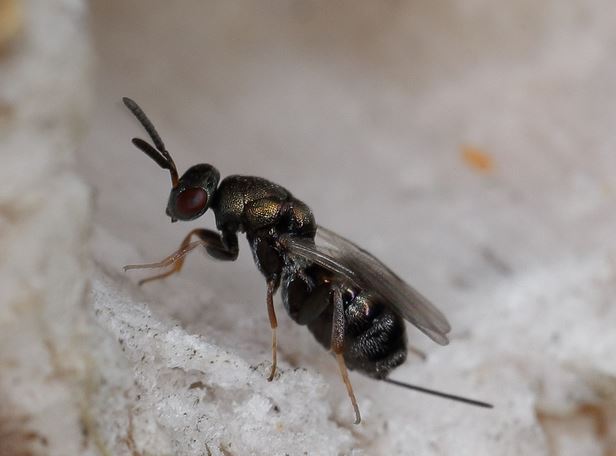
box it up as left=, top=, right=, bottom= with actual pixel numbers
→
left=282, top=265, right=407, bottom=379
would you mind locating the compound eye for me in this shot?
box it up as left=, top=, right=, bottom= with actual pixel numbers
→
left=175, top=187, right=208, bottom=218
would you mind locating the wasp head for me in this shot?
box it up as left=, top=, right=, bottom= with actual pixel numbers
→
left=123, top=97, right=220, bottom=223
left=166, top=164, right=219, bottom=222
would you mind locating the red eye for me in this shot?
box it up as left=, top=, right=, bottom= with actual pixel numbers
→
left=176, top=187, right=208, bottom=218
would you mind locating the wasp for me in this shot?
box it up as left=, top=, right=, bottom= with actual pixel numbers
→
left=122, top=97, right=492, bottom=424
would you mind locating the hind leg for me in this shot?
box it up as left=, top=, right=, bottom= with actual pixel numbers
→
left=331, top=286, right=362, bottom=424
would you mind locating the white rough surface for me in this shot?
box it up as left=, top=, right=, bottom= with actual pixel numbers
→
left=0, top=0, right=93, bottom=455
left=77, top=0, right=616, bottom=455
left=90, top=269, right=353, bottom=456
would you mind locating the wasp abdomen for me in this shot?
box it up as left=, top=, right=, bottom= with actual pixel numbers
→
left=343, top=295, right=407, bottom=379
left=283, top=264, right=408, bottom=379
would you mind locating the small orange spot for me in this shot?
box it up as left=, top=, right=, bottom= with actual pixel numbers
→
left=0, top=0, right=23, bottom=52
left=461, top=146, right=494, bottom=173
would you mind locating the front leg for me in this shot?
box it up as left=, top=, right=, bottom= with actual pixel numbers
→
left=124, top=228, right=238, bottom=285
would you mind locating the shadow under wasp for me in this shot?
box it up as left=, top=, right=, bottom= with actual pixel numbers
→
left=121, top=97, right=492, bottom=424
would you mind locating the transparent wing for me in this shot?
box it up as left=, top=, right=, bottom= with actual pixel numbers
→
left=282, top=225, right=451, bottom=345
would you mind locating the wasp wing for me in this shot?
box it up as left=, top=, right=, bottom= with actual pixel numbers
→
left=282, top=225, right=451, bottom=346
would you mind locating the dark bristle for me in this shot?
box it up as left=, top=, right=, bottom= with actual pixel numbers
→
left=383, top=378, right=493, bottom=409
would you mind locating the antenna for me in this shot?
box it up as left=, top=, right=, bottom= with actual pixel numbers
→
left=123, top=97, right=179, bottom=187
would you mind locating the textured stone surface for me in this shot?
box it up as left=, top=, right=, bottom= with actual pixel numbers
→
left=0, top=1, right=92, bottom=455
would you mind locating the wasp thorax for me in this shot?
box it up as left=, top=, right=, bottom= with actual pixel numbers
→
left=166, top=163, right=220, bottom=221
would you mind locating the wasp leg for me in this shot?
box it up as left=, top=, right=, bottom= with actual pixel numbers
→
left=124, top=228, right=238, bottom=286
left=266, top=279, right=278, bottom=381
left=331, top=286, right=361, bottom=425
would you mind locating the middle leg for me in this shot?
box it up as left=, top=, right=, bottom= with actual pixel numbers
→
left=266, top=278, right=278, bottom=381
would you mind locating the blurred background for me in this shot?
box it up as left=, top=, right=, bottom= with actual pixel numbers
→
left=2, top=1, right=616, bottom=455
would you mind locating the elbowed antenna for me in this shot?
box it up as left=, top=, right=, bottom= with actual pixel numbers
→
left=383, top=378, right=493, bottom=409
left=123, top=97, right=179, bottom=188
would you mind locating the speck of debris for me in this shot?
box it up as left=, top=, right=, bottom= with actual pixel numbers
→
left=461, top=146, right=494, bottom=173
left=189, top=381, right=206, bottom=390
